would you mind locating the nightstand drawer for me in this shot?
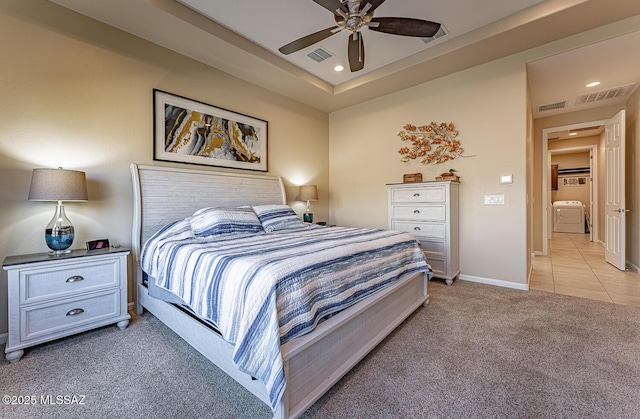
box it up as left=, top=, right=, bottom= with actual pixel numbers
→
left=21, top=290, right=120, bottom=342
left=20, top=259, right=120, bottom=305
left=391, top=220, right=446, bottom=239
left=390, top=204, right=446, bottom=221
left=390, top=186, right=446, bottom=203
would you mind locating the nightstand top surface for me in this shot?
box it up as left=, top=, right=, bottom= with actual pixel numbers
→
left=3, top=247, right=130, bottom=268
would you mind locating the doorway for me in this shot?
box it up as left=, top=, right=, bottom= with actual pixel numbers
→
left=549, top=146, right=595, bottom=241
left=541, top=120, right=605, bottom=256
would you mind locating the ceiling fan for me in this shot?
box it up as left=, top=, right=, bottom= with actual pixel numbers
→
left=278, top=0, right=441, bottom=72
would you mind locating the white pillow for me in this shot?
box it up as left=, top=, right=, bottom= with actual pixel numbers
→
left=252, top=204, right=304, bottom=232
left=187, top=207, right=263, bottom=237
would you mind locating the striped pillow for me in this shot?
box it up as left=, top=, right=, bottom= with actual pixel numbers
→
left=187, top=207, right=263, bottom=237
left=253, top=204, right=304, bottom=232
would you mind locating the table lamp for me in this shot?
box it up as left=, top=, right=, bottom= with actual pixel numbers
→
left=299, top=185, right=318, bottom=223
left=28, top=167, right=88, bottom=255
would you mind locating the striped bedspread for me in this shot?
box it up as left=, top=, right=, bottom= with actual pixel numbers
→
left=141, top=224, right=430, bottom=411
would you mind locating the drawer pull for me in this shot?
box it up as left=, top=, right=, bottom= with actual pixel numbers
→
left=413, top=193, right=420, bottom=197
left=66, top=308, right=85, bottom=316
left=414, top=227, right=421, bottom=231
left=413, top=210, right=421, bottom=214
left=66, top=275, right=84, bottom=283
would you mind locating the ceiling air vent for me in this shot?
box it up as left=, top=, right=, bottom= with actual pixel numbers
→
left=573, top=125, right=602, bottom=133
left=576, top=83, right=636, bottom=105
left=538, top=101, right=566, bottom=112
left=307, top=47, right=333, bottom=63
left=422, top=24, right=448, bottom=44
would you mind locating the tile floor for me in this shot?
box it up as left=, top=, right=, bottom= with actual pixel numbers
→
left=530, top=232, right=640, bottom=307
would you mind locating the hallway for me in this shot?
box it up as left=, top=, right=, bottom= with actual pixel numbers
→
left=530, top=233, right=640, bottom=307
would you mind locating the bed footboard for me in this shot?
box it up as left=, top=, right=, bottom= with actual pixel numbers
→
left=277, top=271, right=428, bottom=418
left=138, top=271, right=427, bottom=419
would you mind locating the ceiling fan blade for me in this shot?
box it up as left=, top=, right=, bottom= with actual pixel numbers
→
left=348, top=31, right=365, bottom=72
left=279, top=26, right=340, bottom=55
left=369, top=17, right=441, bottom=37
left=312, top=0, right=348, bottom=16
left=362, top=0, right=387, bottom=14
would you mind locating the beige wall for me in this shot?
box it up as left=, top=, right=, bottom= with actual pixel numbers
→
left=0, top=1, right=329, bottom=335
left=329, top=55, right=530, bottom=286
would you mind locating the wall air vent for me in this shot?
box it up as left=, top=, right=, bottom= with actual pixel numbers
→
left=576, top=83, right=636, bottom=105
left=422, top=24, right=448, bottom=44
left=538, top=101, right=566, bottom=112
left=307, top=47, right=333, bottom=63
left=573, top=125, right=602, bottom=133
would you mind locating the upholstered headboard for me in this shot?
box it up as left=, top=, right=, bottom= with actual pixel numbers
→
left=130, top=163, right=286, bottom=274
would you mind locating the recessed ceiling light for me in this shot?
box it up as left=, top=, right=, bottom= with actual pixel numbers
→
left=586, top=81, right=601, bottom=87
left=569, top=132, right=578, bottom=136
left=334, top=65, right=344, bottom=72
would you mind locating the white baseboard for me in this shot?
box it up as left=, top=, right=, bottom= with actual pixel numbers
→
left=459, top=274, right=529, bottom=291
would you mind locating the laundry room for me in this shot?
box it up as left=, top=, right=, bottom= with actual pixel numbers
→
left=551, top=151, right=591, bottom=233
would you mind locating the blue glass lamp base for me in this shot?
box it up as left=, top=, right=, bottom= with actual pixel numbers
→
left=303, top=212, right=314, bottom=223
left=45, top=203, right=75, bottom=255
left=46, top=230, right=74, bottom=255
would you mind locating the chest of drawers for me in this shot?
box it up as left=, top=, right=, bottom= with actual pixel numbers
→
left=3, top=248, right=130, bottom=363
left=388, top=181, right=459, bottom=285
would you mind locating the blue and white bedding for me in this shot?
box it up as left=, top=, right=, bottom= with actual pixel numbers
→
left=141, top=206, right=430, bottom=412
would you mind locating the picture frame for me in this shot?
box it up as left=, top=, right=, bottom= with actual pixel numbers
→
left=153, top=89, right=268, bottom=172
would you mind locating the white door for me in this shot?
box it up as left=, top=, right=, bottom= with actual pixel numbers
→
left=604, top=110, right=626, bottom=270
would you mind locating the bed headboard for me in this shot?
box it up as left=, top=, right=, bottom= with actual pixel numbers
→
left=130, top=163, right=286, bottom=265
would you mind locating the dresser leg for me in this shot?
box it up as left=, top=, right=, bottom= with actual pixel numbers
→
left=5, top=349, right=24, bottom=363
left=117, top=319, right=129, bottom=330
left=445, top=278, right=453, bottom=286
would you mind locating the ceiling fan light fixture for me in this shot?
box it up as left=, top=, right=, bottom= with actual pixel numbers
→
left=283, top=0, right=441, bottom=72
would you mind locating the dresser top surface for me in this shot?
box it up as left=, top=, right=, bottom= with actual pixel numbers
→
left=386, top=180, right=459, bottom=186
left=3, top=247, right=130, bottom=268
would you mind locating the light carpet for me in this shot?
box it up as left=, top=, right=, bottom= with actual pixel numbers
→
left=1, top=280, right=639, bottom=418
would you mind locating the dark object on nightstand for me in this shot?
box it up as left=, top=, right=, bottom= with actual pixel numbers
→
left=86, top=239, right=110, bottom=250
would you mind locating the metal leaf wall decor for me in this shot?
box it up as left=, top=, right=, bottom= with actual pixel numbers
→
left=397, top=122, right=472, bottom=165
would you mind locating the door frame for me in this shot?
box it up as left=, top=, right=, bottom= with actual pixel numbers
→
left=541, top=119, right=607, bottom=256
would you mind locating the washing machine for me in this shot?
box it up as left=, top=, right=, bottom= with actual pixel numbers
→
left=553, top=200, right=585, bottom=233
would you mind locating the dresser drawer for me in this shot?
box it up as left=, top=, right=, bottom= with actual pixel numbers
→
left=391, top=220, right=446, bottom=239
left=391, top=204, right=446, bottom=221
left=426, top=257, right=446, bottom=277
left=21, top=290, right=120, bottom=342
left=419, top=240, right=447, bottom=258
left=20, top=259, right=120, bottom=305
left=390, top=186, right=446, bottom=203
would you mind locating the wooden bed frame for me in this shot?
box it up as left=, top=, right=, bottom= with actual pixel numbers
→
left=130, top=163, right=429, bottom=418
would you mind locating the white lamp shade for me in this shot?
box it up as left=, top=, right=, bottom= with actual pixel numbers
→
left=299, top=185, right=318, bottom=201
left=28, top=168, right=88, bottom=202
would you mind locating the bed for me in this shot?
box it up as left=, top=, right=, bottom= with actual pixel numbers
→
left=130, top=163, right=430, bottom=418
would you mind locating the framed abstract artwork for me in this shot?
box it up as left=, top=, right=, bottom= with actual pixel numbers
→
left=153, top=89, right=268, bottom=171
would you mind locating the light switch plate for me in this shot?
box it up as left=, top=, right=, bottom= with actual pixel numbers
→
left=484, top=194, right=505, bottom=205
left=500, top=174, right=513, bottom=184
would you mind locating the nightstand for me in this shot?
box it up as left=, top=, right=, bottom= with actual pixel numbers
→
left=3, top=248, right=131, bottom=363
